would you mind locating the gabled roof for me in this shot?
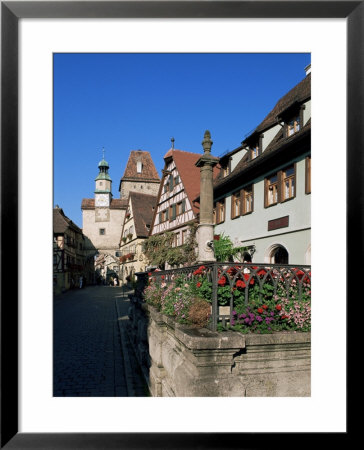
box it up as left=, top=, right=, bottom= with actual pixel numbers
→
left=163, top=149, right=220, bottom=214
left=54, top=207, right=82, bottom=235
left=121, top=150, right=160, bottom=182
left=213, top=120, right=311, bottom=193
left=244, top=73, right=311, bottom=141
left=128, top=192, right=158, bottom=238
left=81, top=198, right=128, bottom=210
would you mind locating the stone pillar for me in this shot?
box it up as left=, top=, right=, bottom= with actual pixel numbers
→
left=195, top=131, right=219, bottom=263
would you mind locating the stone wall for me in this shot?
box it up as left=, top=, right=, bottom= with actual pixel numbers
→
left=127, top=297, right=311, bottom=397
left=82, top=208, right=125, bottom=252
left=120, top=180, right=160, bottom=200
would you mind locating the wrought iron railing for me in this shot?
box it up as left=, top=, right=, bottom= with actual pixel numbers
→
left=136, top=262, right=311, bottom=332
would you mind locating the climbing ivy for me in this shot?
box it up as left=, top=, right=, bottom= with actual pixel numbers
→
left=143, top=224, right=198, bottom=269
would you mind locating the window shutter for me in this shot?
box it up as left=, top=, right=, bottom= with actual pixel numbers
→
left=182, top=199, right=186, bottom=213
left=159, top=212, right=162, bottom=223
left=169, top=176, right=173, bottom=191
left=293, top=163, right=297, bottom=198
left=264, top=178, right=268, bottom=208
left=172, top=204, right=176, bottom=220
left=231, top=194, right=235, bottom=219
left=277, top=171, right=282, bottom=203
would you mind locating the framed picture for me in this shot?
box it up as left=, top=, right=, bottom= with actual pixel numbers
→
left=1, top=1, right=357, bottom=448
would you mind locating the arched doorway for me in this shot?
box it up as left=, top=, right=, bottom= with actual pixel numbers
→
left=271, top=246, right=289, bottom=264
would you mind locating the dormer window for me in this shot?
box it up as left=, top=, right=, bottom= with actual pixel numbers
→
left=221, top=166, right=230, bottom=177
left=250, top=143, right=260, bottom=160
left=219, top=157, right=231, bottom=178
left=137, top=161, right=142, bottom=173
left=286, top=115, right=301, bottom=137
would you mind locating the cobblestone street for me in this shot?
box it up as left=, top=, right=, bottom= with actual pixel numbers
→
left=53, top=286, right=149, bottom=397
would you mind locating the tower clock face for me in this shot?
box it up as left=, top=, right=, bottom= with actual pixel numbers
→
left=95, top=194, right=109, bottom=207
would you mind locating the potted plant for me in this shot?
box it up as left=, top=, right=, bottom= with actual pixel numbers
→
left=127, top=233, right=133, bottom=240
left=122, top=237, right=127, bottom=243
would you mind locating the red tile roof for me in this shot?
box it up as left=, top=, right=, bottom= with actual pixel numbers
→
left=129, top=192, right=158, bottom=238
left=164, top=149, right=220, bottom=214
left=81, top=198, right=128, bottom=210
left=121, top=150, right=160, bottom=181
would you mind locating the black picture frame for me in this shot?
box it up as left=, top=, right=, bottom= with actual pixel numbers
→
left=1, top=1, right=357, bottom=448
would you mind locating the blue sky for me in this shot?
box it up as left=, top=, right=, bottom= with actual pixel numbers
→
left=54, top=53, right=310, bottom=227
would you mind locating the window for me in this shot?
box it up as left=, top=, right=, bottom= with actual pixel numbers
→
left=99, top=228, right=105, bottom=235
left=231, top=191, right=241, bottom=219
left=250, top=143, right=259, bottom=160
left=287, top=115, right=300, bottom=137
left=182, top=229, right=188, bottom=244
left=215, top=200, right=225, bottom=224
left=175, top=233, right=181, bottom=247
left=176, top=200, right=186, bottom=216
left=137, top=161, right=142, bottom=173
left=169, top=175, right=174, bottom=191
left=242, top=185, right=253, bottom=214
left=282, top=165, right=295, bottom=201
left=265, top=174, right=278, bottom=206
left=305, top=156, right=311, bottom=194
left=265, top=165, right=296, bottom=207
left=170, top=204, right=176, bottom=220
left=220, top=158, right=231, bottom=178
left=221, top=166, right=230, bottom=177
left=174, top=175, right=180, bottom=185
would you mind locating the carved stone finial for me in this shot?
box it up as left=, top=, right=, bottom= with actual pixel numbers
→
left=202, top=130, right=213, bottom=154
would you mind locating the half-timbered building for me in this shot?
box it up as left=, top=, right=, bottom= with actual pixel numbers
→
left=118, top=191, right=157, bottom=283
left=53, top=206, right=93, bottom=293
left=149, top=148, right=220, bottom=266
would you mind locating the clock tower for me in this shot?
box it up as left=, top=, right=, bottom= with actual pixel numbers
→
left=95, top=152, right=112, bottom=208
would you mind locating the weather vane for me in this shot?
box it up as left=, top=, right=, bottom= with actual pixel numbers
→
left=171, top=137, right=175, bottom=149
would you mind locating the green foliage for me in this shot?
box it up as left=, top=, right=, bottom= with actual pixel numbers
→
left=143, top=224, right=198, bottom=268
left=214, top=233, right=247, bottom=262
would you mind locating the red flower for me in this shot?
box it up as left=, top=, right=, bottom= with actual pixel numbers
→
left=196, top=282, right=201, bottom=288
left=262, top=304, right=268, bottom=310
left=276, top=304, right=282, bottom=311
left=257, top=308, right=263, bottom=314
left=257, top=269, right=267, bottom=277
left=161, top=275, right=165, bottom=280
left=236, top=279, right=245, bottom=289
left=218, top=276, right=227, bottom=286
left=293, top=268, right=305, bottom=279
left=193, top=269, right=202, bottom=275
left=244, top=273, right=255, bottom=285
left=281, top=315, right=289, bottom=319
left=148, top=272, right=152, bottom=277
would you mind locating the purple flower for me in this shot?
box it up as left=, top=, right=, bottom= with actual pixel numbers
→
left=256, top=316, right=262, bottom=322
left=239, top=314, right=246, bottom=319
left=232, top=310, right=237, bottom=316
left=231, top=319, right=235, bottom=326
left=244, top=318, right=250, bottom=324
